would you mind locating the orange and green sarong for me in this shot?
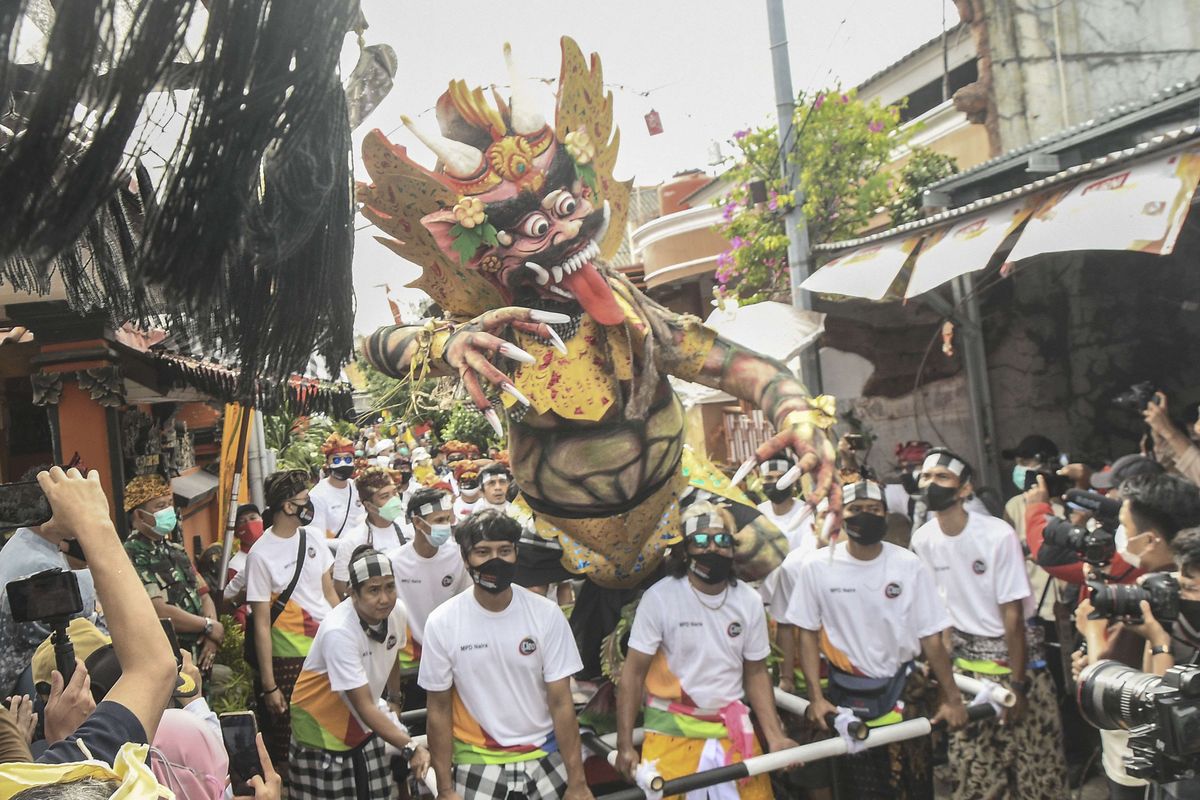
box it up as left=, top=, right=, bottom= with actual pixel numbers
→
left=269, top=596, right=321, bottom=659
left=642, top=696, right=773, bottom=800
left=450, top=689, right=557, bottom=765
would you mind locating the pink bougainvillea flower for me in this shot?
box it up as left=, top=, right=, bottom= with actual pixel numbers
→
left=733, top=128, right=750, bottom=140
left=813, top=93, right=825, bottom=110
left=729, top=235, right=745, bottom=250
left=722, top=202, right=737, bottom=221
left=868, top=120, right=884, bottom=133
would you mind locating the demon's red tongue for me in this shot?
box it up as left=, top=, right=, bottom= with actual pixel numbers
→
left=561, top=262, right=624, bottom=326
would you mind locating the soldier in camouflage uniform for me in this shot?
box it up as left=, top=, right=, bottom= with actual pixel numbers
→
left=122, top=474, right=224, bottom=669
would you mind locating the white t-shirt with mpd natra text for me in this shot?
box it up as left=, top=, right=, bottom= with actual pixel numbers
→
left=386, top=541, right=472, bottom=645
left=911, top=512, right=1033, bottom=638
left=785, top=542, right=950, bottom=678
left=245, top=527, right=334, bottom=622
left=756, top=500, right=816, bottom=553
left=332, top=521, right=408, bottom=583
left=309, top=477, right=367, bottom=540
left=418, top=586, right=582, bottom=749
left=302, top=597, right=407, bottom=700
left=628, top=576, right=770, bottom=710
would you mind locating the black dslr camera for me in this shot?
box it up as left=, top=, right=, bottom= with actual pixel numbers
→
left=1037, top=489, right=1122, bottom=569
left=1113, top=381, right=1160, bottom=411
left=5, top=568, right=83, bottom=684
left=1078, top=660, right=1200, bottom=784
left=1042, top=518, right=1116, bottom=567
left=1088, top=572, right=1180, bottom=624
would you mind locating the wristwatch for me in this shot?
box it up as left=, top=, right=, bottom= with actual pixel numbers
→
left=202, top=617, right=214, bottom=637
left=386, top=692, right=404, bottom=706
left=1009, top=678, right=1030, bottom=694
left=1150, top=643, right=1171, bottom=657
left=400, top=744, right=416, bottom=762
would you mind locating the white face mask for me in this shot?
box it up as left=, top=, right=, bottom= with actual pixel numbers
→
left=1115, top=524, right=1142, bottom=568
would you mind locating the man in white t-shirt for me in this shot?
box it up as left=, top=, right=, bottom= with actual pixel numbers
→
left=309, top=434, right=367, bottom=546
left=290, top=547, right=431, bottom=798
left=332, top=468, right=410, bottom=598
left=788, top=480, right=966, bottom=797
left=615, top=502, right=797, bottom=799
left=910, top=448, right=1067, bottom=799
left=419, top=510, right=590, bottom=800
left=756, top=458, right=815, bottom=553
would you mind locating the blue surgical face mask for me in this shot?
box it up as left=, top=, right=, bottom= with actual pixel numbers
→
left=428, top=523, right=453, bottom=548
left=152, top=507, right=177, bottom=535
left=1012, top=465, right=1030, bottom=491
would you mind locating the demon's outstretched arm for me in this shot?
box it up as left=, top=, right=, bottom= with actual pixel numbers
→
left=661, top=311, right=839, bottom=504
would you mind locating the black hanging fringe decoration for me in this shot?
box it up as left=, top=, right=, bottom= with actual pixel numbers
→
left=0, top=0, right=359, bottom=401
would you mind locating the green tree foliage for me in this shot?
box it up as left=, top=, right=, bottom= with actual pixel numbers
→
left=262, top=413, right=356, bottom=474
left=888, top=146, right=959, bottom=225
left=441, top=402, right=500, bottom=452
left=714, top=88, right=954, bottom=303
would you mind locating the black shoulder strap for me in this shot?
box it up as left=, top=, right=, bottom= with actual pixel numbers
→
left=270, top=529, right=307, bottom=624
left=334, top=485, right=352, bottom=537
left=393, top=521, right=407, bottom=546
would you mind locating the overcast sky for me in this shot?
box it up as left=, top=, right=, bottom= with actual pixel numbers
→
left=348, top=0, right=961, bottom=334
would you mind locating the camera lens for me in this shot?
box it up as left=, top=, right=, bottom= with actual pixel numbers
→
left=1077, top=660, right=1163, bottom=731
left=1090, top=583, right=1148, bottom=619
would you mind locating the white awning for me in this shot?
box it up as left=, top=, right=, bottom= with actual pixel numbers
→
left=806, top=127, right=1200, bottom=301
left=799, top=235, right=921, bottom=300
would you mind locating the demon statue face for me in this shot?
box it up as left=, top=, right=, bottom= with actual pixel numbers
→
left=357, top=40, right=632, bottom=325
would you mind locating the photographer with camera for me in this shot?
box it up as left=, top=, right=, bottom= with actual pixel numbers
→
left=1069, top=474, right=1200, bottom=799
left=1143, top=391, right=1200, bottom=486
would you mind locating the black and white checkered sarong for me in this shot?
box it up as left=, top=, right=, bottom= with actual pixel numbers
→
left=289, top=734, right=391, bottom=799
left=454, top=751, right=570, bottom=799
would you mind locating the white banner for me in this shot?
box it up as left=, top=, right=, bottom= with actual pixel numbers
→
left=801, top=235, right=921, bottom=301
left=1006, top=142, right=1200, bottom=263
left=904, top=199, right=1037, bottom=298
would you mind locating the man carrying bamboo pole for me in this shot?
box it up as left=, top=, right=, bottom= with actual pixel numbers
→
left=910, top=449, right=1068, bottom=799
left=615, top=501, right=798, bottom=799
left=785, top=479, right=967, bottom=798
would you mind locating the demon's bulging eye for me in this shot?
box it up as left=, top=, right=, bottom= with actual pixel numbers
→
left=553, top=193, right=577, bottom=217
left=521, top=212, right=551, bottom=238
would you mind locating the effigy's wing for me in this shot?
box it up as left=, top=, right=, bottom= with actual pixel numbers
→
left=555, top=37, right=632, bottom=262
left=358, top=129, right=502, bottom=317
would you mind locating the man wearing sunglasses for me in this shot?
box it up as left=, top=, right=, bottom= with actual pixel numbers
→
left=310, top=434, right=367, bottom=548
left=615, top=501, right=796, bottom=799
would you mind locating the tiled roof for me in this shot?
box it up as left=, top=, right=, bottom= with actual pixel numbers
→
left=926, top=77, right=1200, bottom=194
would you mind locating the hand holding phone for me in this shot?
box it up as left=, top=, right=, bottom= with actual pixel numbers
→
left=221, top=711, right=264, bottom=796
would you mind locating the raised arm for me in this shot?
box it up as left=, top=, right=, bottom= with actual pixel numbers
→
left=656, top=308, right=838, bottom=504
left=38, top=468, right=178, bottom=743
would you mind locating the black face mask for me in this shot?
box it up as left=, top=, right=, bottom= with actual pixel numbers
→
left=689, top=552, right=734, bottom=585
left=764, top=483, right=793, bottom=504
left=291, top=500, right=315, bottom=526
left=844, top=513, right=887, bottom=545
left=922, top=483, right=960, bottom=512
left=330, top=465, right=355, bottom=481
left=470, top=557, right=516, bottom=594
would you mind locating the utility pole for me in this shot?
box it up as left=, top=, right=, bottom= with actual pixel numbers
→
left=765, top=0, right=822, bottom=392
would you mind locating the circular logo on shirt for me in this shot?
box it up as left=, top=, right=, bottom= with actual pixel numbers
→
left=386, top=634, right=398, bottom=650
left=727, top=622, right=743, bottom=638
left=441, top=575, right=454, bottom=588
left=518, top=637, right=538, bottom=656
left=884, top=582, right=902, bottom=599
left=972, top=559, right=987, bottom=575
left=307, top=546, right=317, bottom=559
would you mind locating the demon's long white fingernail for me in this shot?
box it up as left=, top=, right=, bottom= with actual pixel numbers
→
left=529, top=310, right=571, bottom=323
left=730, top=458, right=756, bottom=487
left=498, top=342, right=535, bottom=364
left=502, top=382, right=530, bottom=406
left=776, top=464, right=804, bottom=491
left=546, top=327, right=567, bottom=355
left=484, top=408, right=504, bottom=438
